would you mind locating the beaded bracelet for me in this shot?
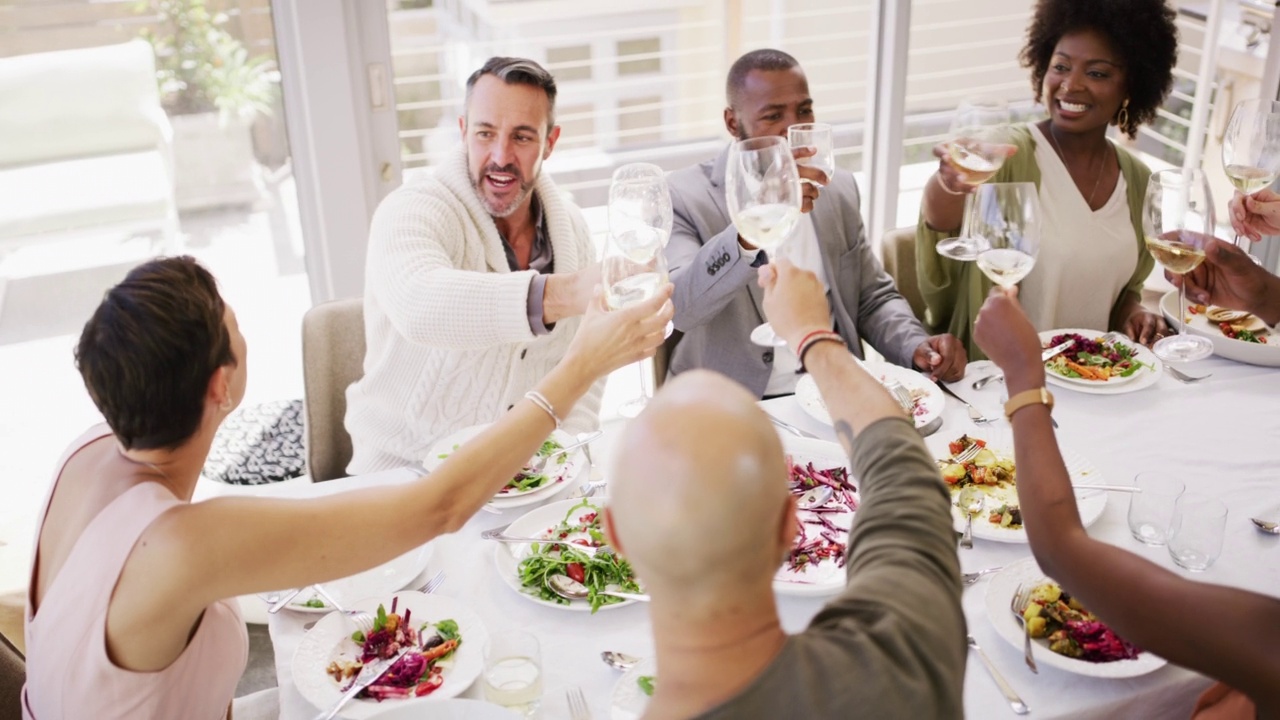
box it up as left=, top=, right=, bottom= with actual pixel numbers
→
left=795, top=331, right=844, bottom=374
left=524, top=390, right=562, bottom=429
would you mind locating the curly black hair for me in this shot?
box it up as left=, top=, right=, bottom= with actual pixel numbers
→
left=1019, top=0, right=1179, bottom=138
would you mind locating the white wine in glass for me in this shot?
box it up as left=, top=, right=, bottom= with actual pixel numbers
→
left=937, top=99, right=1013, bottom=261
left=483, top=631, right=543, bottom=718
left=1224, top=164, right=1278, bottom=194
left=1143, top=168, right=1215, bottom=363
left=971, top=182, right=1040, bottom=290
left=1222, top=99, right=1280, bottom=259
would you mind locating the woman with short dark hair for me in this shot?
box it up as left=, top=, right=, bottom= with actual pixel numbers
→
left=22, top=256, right=673, bottom=719
left=917, top=0, right=1178, bottom=358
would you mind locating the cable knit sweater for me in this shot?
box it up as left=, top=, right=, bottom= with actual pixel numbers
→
left=344, top=150, right=601, bottom=475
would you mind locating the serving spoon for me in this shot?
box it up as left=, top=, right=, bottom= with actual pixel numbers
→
left=958, top=487, right=985, bottom=550
left=1251, top=518, right=1280, bottom=535
left=549, top=574, right=650, bottom=603
left=601, top=651, right=642, bottom=671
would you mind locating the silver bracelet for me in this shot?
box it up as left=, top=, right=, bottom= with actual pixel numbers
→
left=524, top=390, right=562, bottom=429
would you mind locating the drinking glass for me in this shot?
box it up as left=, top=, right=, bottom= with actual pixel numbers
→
left=936, top=99, right=1013, bottom=261
left=1221, top=98, right=1280, bottom=258
left=483, top=630, right=543, bottom=717
left=971, top=182, right=1041, bottom=290
left=605, top=167, right=671, bottom=417
left=1143, top=169, right=1216, bottom=363
left=1167, top=492, right=1228, bottom=572
left=1127, top=472, right=1185, bottom=546
left=788, top=122, right=835, bottom=184
left=725, top=135, right=803, bottom=348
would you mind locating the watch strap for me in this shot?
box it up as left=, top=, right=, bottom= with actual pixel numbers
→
left=1004, top=387, right=1054, bottom=420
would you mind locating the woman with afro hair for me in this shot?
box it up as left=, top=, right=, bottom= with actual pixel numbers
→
left=916, top=0, right=1178, bottom=359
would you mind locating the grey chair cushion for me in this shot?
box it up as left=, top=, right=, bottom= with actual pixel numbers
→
left=203, top=399, right=305, bottom=485
left=0, top=630, right=23, bottom=720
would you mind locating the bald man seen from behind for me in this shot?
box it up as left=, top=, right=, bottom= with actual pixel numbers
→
left=605, top=259, right=967, bottom=719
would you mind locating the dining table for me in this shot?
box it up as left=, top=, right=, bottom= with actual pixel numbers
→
left=256, top=354, right=1280, bottom=719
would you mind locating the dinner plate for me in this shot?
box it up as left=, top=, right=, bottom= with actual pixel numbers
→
left=274, top=543, right=434, bottom=614
left=1160, top=290, right=1280, bottom=367
left=365, top=699, right=521, bottom=720
left=493, top=498, right=640, bottom=612
left=609, top=656, right=657, bottom=720
left=925, top=431, right=1107, bottom=543
left=774, top=436, right=857, bottom=597
left=1039, top=329, right=1163, bottom=395
left=985, top=558, right=1167, bottom=678
left=795, top=360, right=944, bottom=430
left=293, top=591, right=488, bottom=718
left=425, top=425, right=588, bottom=510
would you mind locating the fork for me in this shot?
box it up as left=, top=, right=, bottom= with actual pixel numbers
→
left=1009, top=583, right=1039, bottom=673
left=884, top=379, right=915, bottom=415
left=962, top=566, right=1002, bottom=586
left=567, top=686, right=592, bottom=720
left=573, top=480, right=608, bottom=498
left=968, top=635, right=1030, bottom=715
left=1165, top=364, right=1212, bottom=384
left=951, top=442, right=984, bottom=464
left=341, top=571, right=447, bottom=637
left=527, top=431, right=603, bottom=473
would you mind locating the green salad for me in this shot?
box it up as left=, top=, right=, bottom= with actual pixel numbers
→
left=517, top=499, right=641, bottom=612
left=438, top=437, right=566, bottom=494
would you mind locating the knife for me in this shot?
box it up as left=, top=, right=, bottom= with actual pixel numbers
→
left=767, top=413, right=820, bottom=439
left=314, top=647, right=413, bottom=720
left=1041, top=339, right=1075, bottom=362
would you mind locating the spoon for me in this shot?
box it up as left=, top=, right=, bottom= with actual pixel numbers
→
left=796, top=486, right=833, bottom=510
left=549, top=574, right=650, bottom=603
left=602, top=651, right=642, bottom=671
left=971, top=373, right=1005, bottom=391
left=528, top=431, right=604, bottom=473
left=1251, top=518, right=1280, bottom=535
left=958, top=487, right=985, bottom=550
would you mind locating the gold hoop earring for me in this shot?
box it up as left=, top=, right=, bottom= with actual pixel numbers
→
left=1116, top=99, right=1130, bottom=129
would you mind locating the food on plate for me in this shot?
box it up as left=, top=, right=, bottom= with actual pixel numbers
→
left=987, top=503, right=1022, bottom=529
left=937, top=435, right=1015, bottom=488
left=438, top=437, right=567, bottom=494
left=1188, top=305, right=1271, bottom=344
left=1021, top=581, right=1141, bottom=663
left=786, top=458, right=858, bottom=574
left=1043, top=332, right=1149, bottom=382
left=301, top=597, right=326, bottom=609
left=1218, top=322, right=1269, bottom=344
left=637, top=675, right=656, bottom=697
left=1204, top=306, right=1251, bottom=324
left=324, top=598, right=462, bottom=699
left=516, top=499, right=642, bottom=612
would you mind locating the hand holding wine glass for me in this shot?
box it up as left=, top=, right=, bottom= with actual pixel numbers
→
left=1143, top=168, right=1215, bottom=363
left=971, top=182, right=1041, bottom=291
left=788, top=122, right=835, bottom=195
left=936, top=99, right=1017, bottom=261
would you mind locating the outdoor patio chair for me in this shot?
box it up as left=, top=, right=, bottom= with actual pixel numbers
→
left=301, top=298, right=365, bottom=482
left=879, top=226, right=927, bottom=322
left=0, top=629, right=22, bottom=720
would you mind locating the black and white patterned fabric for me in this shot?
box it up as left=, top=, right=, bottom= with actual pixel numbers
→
left=202, top=399, right=306, bottom=485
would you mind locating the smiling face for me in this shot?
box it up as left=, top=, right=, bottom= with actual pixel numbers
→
left=460, top=74, right=561, bottom=218
left=1043, top=28, right=1128, bottom=134
left=725, top=67, right=815, bottom=141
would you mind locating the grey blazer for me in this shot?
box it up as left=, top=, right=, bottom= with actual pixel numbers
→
left=665, top=144, right=930, bottom=398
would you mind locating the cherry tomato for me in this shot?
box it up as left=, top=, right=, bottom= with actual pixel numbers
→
left=566, top=562, right=586, bottom=584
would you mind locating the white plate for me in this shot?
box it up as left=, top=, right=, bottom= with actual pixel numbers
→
left=275, top=543, right=434, bottom=614
left=609, top=656, right=657, bottom=720
left=985, top=558, right=1166, bottom=677
left=1039, top=329, right=1164, bottom=395
left=366, top=699, right=521, bottom=720
left=773, top=436, right=856, bottom=597
left=795, top=360, right=944, bottom=430
left=925, top=432, right=1107, bottom=543
left=293, top=591, right=488, bottom=718
left=425, top=425, right=587, bottom=510
left=1160, top=290, right=1280, bottom=367
left=493, top=498, right=640, bottom=612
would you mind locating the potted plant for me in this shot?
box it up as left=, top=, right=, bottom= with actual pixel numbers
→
left=138, top=0, right=279, bottom=210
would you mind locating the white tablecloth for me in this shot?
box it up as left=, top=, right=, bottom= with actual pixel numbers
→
left=266, top=355, right=1280, bottom=719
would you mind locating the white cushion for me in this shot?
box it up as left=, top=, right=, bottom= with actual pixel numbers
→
left=0, top=152, right=173, bottom=241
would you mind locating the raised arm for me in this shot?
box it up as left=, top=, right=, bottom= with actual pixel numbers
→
left=973, top=289, right=1280, bottom=714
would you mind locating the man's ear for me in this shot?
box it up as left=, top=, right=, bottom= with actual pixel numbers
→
left=206, top=365, right=232, bottom=411
left=602, top=506, right=625, bottom=555
left=724, top=107, right=739, bottom=139
left=544, top=125, right=561, bottom=159
left=458, top=114, right=466, bottom=139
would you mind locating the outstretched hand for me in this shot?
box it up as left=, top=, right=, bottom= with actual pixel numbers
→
left=565, top=284, right=674, bottom=380
left=758, top=259, right=832, bottom=349
left=1166, top=233, right=1276, bottom=322
left=972, top=287, right=1046, bottom=390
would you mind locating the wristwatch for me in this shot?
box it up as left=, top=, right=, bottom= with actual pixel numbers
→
left=1004, top=387, right=1054, bottom=420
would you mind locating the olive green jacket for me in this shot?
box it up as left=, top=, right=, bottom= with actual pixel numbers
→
left=915, top=125, right=1154, bottom=360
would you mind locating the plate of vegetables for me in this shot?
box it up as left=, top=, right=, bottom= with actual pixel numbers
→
left=1160, top=291, right=1280, bottom=367
left=774, top=436, right=858, bottom=597
left=609, top=656, right=657, bottom=720
left=927, top=433, right=1107, bottom=543
left=293, top=591, right=487, bottom=717
left=494, top=498, right=643, bottom=613
left=985, top=558, right=1166, bottom=677
left=1040, top=330, right=1159, bottom=392
left=425, top=425, right=587, bottom=509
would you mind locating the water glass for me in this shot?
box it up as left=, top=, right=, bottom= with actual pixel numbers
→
left=483, top=630, right=543, bottom=717
left=1127, top=473, right=1184, bottom=546
left=1168, top=493, right=1228, bottom=572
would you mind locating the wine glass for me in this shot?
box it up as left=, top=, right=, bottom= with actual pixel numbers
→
left=1221, top=98, right=1280, bottom=259
left=605, top=163, right=672, bottom=417
left=1143, top=168, right=1215, bottom=363
left=788, top=122, right=835, bottom=184
left=936, top=99, right=1013, bottom=261
left=725, top=135, right=803, bottom=347
left=971, top=182, right=1041, bottom=290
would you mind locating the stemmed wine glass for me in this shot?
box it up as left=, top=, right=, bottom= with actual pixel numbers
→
left=971, top=182, right=1041, bottom=290
left=1221, top=98, right=1280, bottom=259
left=604, top=163, right=672, bottom=417
left=1143, top=169, right=1215, bottom=363
left=936, top=99, right=1013, bottom=261
left=725, top=135, right=803, bottom=347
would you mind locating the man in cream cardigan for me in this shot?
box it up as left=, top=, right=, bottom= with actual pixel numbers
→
left=345, top=57, right=601, bottom=474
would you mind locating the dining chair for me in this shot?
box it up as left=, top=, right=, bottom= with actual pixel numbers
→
left=879, top=226, right=927, bottom=323
left=301, top=298, right=366, bottom=482
left=0, top=630, right=23, bottom=720
left=651, top=328, right=681, bottom=390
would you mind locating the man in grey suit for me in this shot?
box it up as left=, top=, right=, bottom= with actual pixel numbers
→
left=666, top=49, right=966, bottom=398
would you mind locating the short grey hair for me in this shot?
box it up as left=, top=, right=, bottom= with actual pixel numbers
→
left=465, top=57, right=558, bottom=130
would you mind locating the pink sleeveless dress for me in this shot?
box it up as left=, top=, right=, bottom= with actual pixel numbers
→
left=22, top=425, right=248, bottom=720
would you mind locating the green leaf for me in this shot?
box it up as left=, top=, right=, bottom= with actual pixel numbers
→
left=374, top=604, right=388, bottom=632
left=351, top=630, right=365, bottom=644
left=434, top=619, right=460, bottom=642
left=637, top=676, right=657, bottom=696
